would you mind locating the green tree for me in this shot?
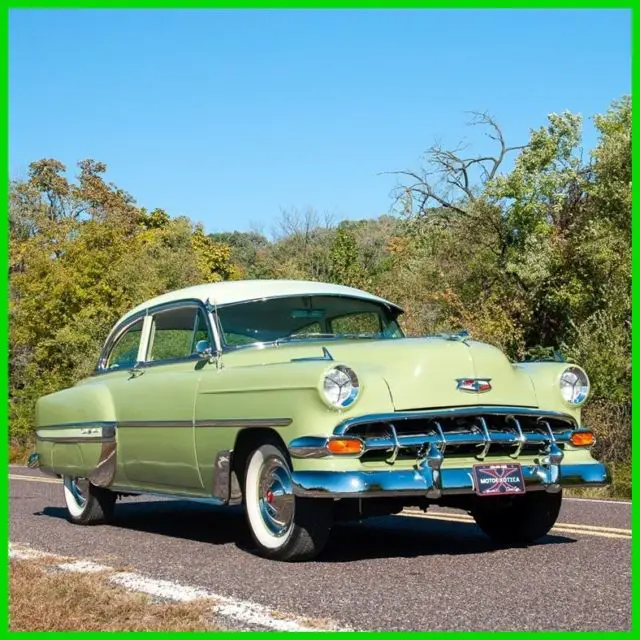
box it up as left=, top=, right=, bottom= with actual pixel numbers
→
left=388, top=98, right=630, bottom=474
left=9, top=159, right=236, bottom=442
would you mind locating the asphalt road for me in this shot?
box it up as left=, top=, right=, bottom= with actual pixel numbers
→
left=9, top=465, right=632, bottom=631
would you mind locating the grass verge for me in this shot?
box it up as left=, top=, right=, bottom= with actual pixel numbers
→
left=9, top=559, right=220, bottom=631
left=9, top=437, right=34, bottom=465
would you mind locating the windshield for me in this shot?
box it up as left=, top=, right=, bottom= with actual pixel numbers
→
left=216, top=295, right=404, bottom=348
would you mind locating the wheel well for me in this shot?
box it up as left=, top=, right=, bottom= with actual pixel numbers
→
left=232, top=428, right=290, bottom=486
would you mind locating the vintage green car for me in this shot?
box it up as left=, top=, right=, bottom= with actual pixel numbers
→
left=33, top=280, right=608, bottom=561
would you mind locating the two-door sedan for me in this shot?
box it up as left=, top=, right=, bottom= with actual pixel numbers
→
left=32, top=280, right=608, bottom=560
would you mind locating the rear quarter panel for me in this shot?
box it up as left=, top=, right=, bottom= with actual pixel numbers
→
left=35, top=381, right=118, bottom=480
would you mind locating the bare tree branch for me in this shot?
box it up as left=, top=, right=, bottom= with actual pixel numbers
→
left=385, top=111, right=527, bottom=220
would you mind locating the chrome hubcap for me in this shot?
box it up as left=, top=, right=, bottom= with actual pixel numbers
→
left=68, top=478, right=88, bottom=508
left=258, top=457, right=294, bottom=537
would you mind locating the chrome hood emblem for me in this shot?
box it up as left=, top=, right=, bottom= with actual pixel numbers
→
left=456, top=378, right=492, bottom=393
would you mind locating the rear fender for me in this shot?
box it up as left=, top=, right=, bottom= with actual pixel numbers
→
left=35, top=383, right=118, bottom=486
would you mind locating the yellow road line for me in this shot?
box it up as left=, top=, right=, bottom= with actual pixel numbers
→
left=550, top=522, right=631, bottom=534
left=404, top=509, right=631, bottom=534
left=401, top=510, right=631, bottom=539
left=550, top=527, right=631, bottom=540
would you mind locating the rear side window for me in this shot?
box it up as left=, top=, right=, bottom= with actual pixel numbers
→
left=105, top=319, right=143, bottom=370
left=147, top=306, right=210, bottom=362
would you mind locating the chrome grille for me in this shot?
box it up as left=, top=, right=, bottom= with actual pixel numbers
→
left=335, top=407, right=576, bottom=462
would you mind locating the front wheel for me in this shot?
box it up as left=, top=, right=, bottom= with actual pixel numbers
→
left=471, top=490, right=562, bottom=545
left=63, top=477, right=116, bottom=525
left=243, top=443, right=332, bottom=561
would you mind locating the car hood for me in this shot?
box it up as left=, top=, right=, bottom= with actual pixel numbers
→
left=309, top=337, right=539, bottom=410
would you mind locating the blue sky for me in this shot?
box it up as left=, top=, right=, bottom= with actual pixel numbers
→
left=10, top=9, right=630, bottom=234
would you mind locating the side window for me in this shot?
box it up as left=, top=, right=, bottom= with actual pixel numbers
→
left=147, top=306, right=210, bottom=362
left=106, top=319, right=143, bottom=370
left=330, top=312, right=382, bottom=335
left=193, top=308, right=211, bottom=347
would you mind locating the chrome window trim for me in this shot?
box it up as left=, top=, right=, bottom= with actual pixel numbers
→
left=143, top=299, right=220, bottom=367
left=94, top=298, right=219, bottom=374
left=95, top=313, right=147, bottom=374
left=138, top=315, right=153, bottom=364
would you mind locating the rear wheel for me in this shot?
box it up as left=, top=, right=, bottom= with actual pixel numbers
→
left=243, top=442, right=332, bottom=561
left=471, top=490, right=562, bottom=544
left=63, top=476, right=116, bottom=525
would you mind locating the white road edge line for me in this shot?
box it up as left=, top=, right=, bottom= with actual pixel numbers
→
left=58, top=560, right=112, bottom=573
left=9, top=545, right=57, bottom=561
left=8, top=542, right=349, bottom=632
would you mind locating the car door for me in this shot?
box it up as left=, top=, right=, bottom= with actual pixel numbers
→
left=108, top=302, right=212, bottom=492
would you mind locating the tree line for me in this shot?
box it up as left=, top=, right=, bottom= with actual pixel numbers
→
left=9, top=97, right=630, bottom=495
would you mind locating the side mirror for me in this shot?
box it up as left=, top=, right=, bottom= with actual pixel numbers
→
left=195, top=339, right=215, bottom=361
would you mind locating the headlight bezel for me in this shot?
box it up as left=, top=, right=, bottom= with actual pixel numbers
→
left=319, top=364, right=360, bottom=410
left=558, top=365, right=590, bottom=407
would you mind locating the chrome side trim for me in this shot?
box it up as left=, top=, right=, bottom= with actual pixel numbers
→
left=38, top=418, right=292, bottom=432
left=36, top=422, right=117, bottom=444
left=291, top=463, right=609, bottom=498
left=119, top=421, right=193, bottom=428
left=36, top=436, right=114, bottom=444
left=36, top=422, right=118, bottom=433
left=196, top=418, right=293, bottom=428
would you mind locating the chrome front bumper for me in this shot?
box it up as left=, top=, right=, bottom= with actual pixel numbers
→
left=291, top=462, right=609, bottom=498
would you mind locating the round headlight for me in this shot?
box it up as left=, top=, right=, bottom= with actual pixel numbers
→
left=322, top=365, right=360, bottom=408
left=559, top=366, right=590, bottom=405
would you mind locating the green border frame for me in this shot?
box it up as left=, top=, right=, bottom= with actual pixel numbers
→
left=3, top=2, right=634, bottom=637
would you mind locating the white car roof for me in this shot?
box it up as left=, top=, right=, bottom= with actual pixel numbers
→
left=119, top=279, right=402, bottom=324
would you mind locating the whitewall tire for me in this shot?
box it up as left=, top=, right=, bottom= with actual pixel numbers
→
left=243, top=443, right=332, bottom=561
left=63, top=476, right=116, bottom=525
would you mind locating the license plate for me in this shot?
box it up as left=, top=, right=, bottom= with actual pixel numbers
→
left=473, top=463, right=526, bottom=496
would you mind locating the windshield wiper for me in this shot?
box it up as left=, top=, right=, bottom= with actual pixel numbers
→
left=276, top=333, right=378, bottom=345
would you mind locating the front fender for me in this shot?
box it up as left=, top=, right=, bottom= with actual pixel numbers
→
left=516, top=362, right=583, bottom=421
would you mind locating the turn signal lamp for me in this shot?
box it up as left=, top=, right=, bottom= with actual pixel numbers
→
left=570, top=431, right=595, bottom=447
left=326, top=438, right=363, bottom=456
